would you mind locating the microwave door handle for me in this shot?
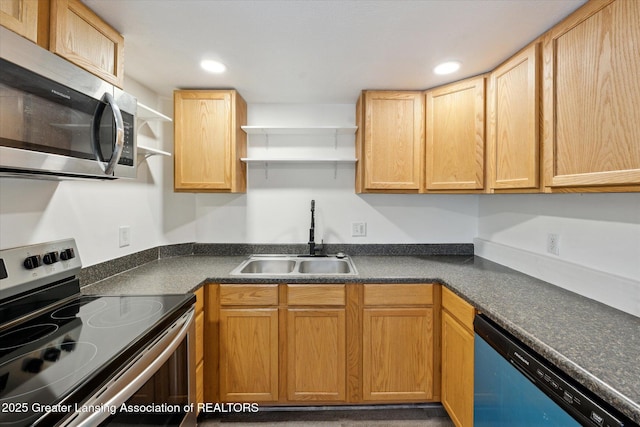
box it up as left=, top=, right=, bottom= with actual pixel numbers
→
left=91, top=92, right=125, bottom=175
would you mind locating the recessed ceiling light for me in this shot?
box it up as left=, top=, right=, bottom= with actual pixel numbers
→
left=433, top=61, right=461, bottom=75
left=200, top=60, right=226, bottom=74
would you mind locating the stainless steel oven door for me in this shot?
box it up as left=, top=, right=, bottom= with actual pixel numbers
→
left=61, top=309, right=196, bottom=427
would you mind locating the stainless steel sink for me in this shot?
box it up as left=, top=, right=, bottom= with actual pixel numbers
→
left=239, top=259, right=296, bottom=274
left=298, top=259, right=352, bottom=274
left=230, top=254, right=357, bottom=276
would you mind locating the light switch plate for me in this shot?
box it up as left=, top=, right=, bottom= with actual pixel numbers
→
left=119, top=226, right=131, bottom=247
left=351, top=222, right=367, bottom=237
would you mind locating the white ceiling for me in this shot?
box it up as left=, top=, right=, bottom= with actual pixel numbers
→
left=83, top=0, right=587, bottom=104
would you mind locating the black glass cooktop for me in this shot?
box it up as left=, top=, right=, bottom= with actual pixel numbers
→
left=0, top=294, right=193, bottom=426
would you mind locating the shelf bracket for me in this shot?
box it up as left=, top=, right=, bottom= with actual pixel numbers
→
left=334, top=130, right=338, bottom=149
left=265, top=161, right=269, bottom=179
left=334, top=161, right=338, bottom=179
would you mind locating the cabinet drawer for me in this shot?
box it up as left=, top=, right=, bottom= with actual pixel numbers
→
left=442, top=287, right=475, bottom=331
left=287, top=284, right=346, bottom=306
left=364, top=284, right=433, bottom=306
left=219, top=284, right=278, bottom=306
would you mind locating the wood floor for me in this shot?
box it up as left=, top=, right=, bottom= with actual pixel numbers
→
left=198, top=405, right=454, bottom=426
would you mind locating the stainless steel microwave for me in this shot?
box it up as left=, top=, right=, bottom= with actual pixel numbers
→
left=0, top=27, right=137, bottom=180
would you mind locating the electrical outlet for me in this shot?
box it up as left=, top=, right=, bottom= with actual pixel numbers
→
left=119, top=226, right=131, bottom=248
left=351, top=222, right=367, bottom=237
left=547, top=233, right=559, bottom=255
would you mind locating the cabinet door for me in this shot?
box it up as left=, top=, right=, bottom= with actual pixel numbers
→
left=174, top=90, right=247, bottom=193
left=49, top=0, right=124, bottom=87
left=219, top=308, right=279, bottom=402
left=362, top=307, right=433, bottom=401
left=442, top=311, right=474, bottom=427
left=287, top=308, right=346, bottom=402
left=488, top=44, right=540, bottom=191
left=543, top=0, right=640, bottom=190
left=0, top=0, right=41, bottom=43
left=426, top=77, right=485, bottom=191
left=358, top=91, right=424, bottom=192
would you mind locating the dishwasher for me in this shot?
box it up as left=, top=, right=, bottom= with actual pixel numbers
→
left=473, top=314, right=633, bottom=427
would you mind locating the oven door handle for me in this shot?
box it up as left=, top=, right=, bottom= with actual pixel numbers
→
left=91, top=92, right=125, bottom=176
left=63, top=308, right=195, bottom=427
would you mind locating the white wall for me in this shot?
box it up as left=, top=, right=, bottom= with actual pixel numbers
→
left=476, top=193, right=640, bottom=316
left=194, top=104, right=479, bottom=244
left=0, top=78, right=196, bottom=266
left=2, top=97, right=639, bottom=316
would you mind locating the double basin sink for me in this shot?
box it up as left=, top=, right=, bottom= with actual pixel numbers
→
left=230, top=254, right=357, bottom=276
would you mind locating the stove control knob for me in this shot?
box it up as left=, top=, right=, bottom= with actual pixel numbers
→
left=22, top=358, right=44, bottom=373
left=23, top=255, right=42, bottom=270
left=43, top=347, right=61, bottom=362
left=43, top=251, right=59, bottom=265
left=60, top=248, right=75, bottom=261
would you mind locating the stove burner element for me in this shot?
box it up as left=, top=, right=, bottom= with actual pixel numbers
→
left=51, top=298, right=106, bottom=319
left=0, top=324, right=59, bottom=351
left=88, top=300, right=164, bottom=328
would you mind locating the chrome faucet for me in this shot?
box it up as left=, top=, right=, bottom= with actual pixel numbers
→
left=308, top=199, right=322, bottom=256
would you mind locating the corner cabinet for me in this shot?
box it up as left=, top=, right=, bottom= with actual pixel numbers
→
left=487, top=43, right=541, bottom=192
left=425, top=76, right=485, bottom=192
left=173, top=90, right=247, bottom=193
left=542, top=0, right=640, bottom=192
left=356, top=91, right=425, bottom=193
left=441, top=287, right=475, bottom=427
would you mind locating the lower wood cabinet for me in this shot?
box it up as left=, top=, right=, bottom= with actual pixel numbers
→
left=219, top=307, right=279, bottom=402
left=218, top=285, right=279, bottom=402
left=441, top=287, right=475, bottom=427
left=286, top=284, right=346, bottom=402
left=204, top=283, right=440, bottom=405
left=362, top=284, right=436, bottom=402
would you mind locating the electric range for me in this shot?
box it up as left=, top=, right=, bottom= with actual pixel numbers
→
left=0, top=239, right=196, bottom=426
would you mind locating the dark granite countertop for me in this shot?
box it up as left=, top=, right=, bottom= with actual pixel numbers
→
left=82, top=253, right=640, bottom=423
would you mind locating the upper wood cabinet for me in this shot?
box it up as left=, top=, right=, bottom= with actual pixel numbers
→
left=425, top=76, right=485, bottom=191
left=0, top=0, right=47, bottom=45
left=487, top=43, right=541, bottom=192
left=356, top=91, right=425, bottom=193
left=543, top=0, right=640, bottom=192
left=49, top=0, right=124, bottom=88
left=174, top=90, right=247, bottom=193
